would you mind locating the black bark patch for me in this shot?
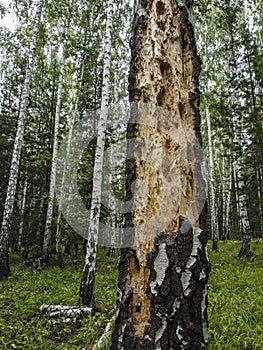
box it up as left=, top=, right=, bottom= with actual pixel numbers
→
left=110, top=249, right=138, bottom=350
left=143, top=218, right=210, bottom=349
left=80, top=263, right=95, bottom=307
left=238, top=236, right=253, bottom=257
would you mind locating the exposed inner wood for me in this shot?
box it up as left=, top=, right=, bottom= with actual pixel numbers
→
left=128, top=0, right=201, bottom=339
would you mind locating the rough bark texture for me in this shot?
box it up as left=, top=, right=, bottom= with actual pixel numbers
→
left=111, top=0, right=210, bottom=349
left=238, top=235, right=253, bottom=258
left=0, top=0, right=43, bottom=280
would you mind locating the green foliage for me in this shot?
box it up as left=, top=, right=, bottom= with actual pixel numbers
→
left=208, top=240, right=263, bottom=349
left=0, top=248, right=118, bottom=349
left=1, top=242, right=262, bottom=349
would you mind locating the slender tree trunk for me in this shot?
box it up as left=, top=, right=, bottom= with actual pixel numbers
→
left=106, top=141, right=117, bottom=257
left=80, top=0, right=114, bottom=306
left=205, top=104, right=219, bottom=251
left=111, top=1, right=210, bottom=348
left=55, top=59, right=85, bottom=268
left=232, top=114, right=251, bottom=236
left=0, top=0, right=44, bottom=280
left=224, top=161, right=232, bottom=240
left=36, top=195, right=44, bottom=252
left=233, top=117, right=252, bottom=254
left=257, top=167, right=263, bottom=237
left=42, top=43, right=66, bottom=263
left=17, top=177, right=28, bottom=252
left=227, top=12, right=252, bottom=254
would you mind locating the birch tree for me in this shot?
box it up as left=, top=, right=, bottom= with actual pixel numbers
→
left=42, top=35, right=67, bottom=263
left=80, top=0, right=114, bottom=306
left=17, top=176, right=28, bottom=252
left=55, top=60, right=86, bottom=267
left=0, top=0, right=44, bottom=280
left=111, top=1, right=210, bottom=348
left=205, top=103, right=219, bottom=250
left=224, top=1, right=253, bottom=255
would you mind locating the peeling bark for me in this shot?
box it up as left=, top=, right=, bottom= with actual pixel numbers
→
left=111, top=0, right=210, bottom=349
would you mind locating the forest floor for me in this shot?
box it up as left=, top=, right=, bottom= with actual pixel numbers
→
left=0, top=240, right=262, bottom=349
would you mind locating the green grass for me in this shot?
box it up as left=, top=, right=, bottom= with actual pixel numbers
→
left=0, top=241, right=262, bottom=349
left=208, top=239, right=263, bottom=349
left=0, top=248, right=118, bottom=350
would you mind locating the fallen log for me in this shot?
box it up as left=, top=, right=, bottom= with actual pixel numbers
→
left=40, top=304, right=92, bottom=322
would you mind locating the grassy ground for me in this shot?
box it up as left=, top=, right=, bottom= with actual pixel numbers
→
left=0, top=240, right=262, bottom=349
left=208, top=239, right=263, bottom=349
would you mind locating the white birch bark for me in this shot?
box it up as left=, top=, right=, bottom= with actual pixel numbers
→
left=80, top=0, right=114, bottom=306
left=224, top=161, right=232, bottom=239
left=233, top=114, right=251, bottom=238
left=0, top=0, right=44, bottom=279
left=203, top=25, right=219, bottom=249
left=205, top=104, right=219, bottom=250
left=17, top=177, right=28, bottom=251
left=42, top=43, right=66, bottom=262
left=55, top=60, right=85, bottom=266
left=227, top=15, right=251, bottom=241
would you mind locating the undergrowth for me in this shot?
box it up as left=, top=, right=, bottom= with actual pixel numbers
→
left=0, top=247, right=118, bottom=350
left=0, top=241, right=262, bottom=349
left=208, top=239, right=263, bottom=349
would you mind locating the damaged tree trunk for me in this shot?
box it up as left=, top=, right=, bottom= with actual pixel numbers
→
left=111, top=1, right=210, bottom=349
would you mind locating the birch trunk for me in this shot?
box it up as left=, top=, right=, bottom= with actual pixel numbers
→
left=36, top=195, right=44, bottom=249
left=233, top=119, right=252, bottom=246
left=42, top=44, right=66, bottom=263
left=0, top=0, right=44, bottom=280
left=233, top=112, right=251, bottom=248
left=17, top=177, right=28, bottom=252
left=55, top=60, right=86, bottom=267
left=106, top=142, right=117, bottom=257
left=111, top=1, right=210, bottom=348
left=228, top=14, right=251, bottom=254
left=205, top=104, right=219, bottom=251
left=257, top=167, right=263, bottom=237
left=224, top=161, right=232, bottom=240
left=80, top=0, right=114, bottom=306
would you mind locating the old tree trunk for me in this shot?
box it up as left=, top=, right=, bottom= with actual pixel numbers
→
left=111, top=1, right=211, bottom=349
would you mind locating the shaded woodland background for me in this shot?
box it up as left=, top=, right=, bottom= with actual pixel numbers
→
left=0, top=0, right=263, bottom=349
left=1, top=1, right=262, bottom=261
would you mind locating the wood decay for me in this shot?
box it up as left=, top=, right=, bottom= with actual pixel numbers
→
left=110, top=0, right=211, bottom=348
